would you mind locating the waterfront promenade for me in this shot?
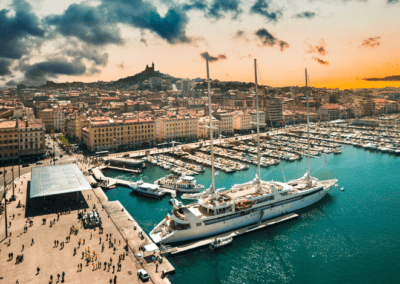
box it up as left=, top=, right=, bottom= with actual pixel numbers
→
left=0, top=168, right=173, bottom=283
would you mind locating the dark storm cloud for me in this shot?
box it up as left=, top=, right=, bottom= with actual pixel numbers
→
left=0, top=59, right=12, bottom=76
left=250, top=0, right=281, bottom=22
left=363, top=75, right=400, bottom=81
left=255, top=29, right=277, bottom=46
left=255, top=28, right=288, bottom=52
left=46, top=4, right=123, bottom=46
left=361, top=36, right=381, bottom=48
left=207, top=0, right=242, bottom=19
left=200, top=52, right=227, bottom=62
left=312, top=57, right=329, bottom=65
left=102, top=0, right=191, bottom=44
left=182, top=0, right=208, bottom=11
left=0, top=0, right=45, bottom=59
left=294, top=11, right=316, bottom=19
left=24, top=60, right=86, bottom=81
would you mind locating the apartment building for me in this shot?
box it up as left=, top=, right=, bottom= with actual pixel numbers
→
left=84, top=118, right=155, bottom=152
left=265, top=99, right=283, bottom=126
left=233, top=111, right=252, bottom=132
left=0, top=120, right=19, bottom=161
left=18, top=120, right=46, bottom=158
left=250, top=110, right=266, bottom=130
left=198, top=116, right=221, bottom=139
left=214, top=112, right=234, bottom=135
left=155, top=114, right=198, bottom=143
left=13, top=107, right=35, bottom=119
left=39, top=108, right=65, bottom=132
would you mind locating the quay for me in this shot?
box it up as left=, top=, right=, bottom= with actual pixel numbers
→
left=0, top=163, right=175, bottom=284
left=91, top=166, right=176, bottom=196
left=163, top=213, right=298, bottom=255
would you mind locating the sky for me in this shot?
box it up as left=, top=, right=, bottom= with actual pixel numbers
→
left=1, top=0, right=400, bottom=90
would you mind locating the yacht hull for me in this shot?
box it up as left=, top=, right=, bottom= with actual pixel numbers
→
left=151, top=182, right=335, bottom=244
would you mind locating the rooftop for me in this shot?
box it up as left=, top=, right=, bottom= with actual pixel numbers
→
left=30, top=163, right=92, bottom=198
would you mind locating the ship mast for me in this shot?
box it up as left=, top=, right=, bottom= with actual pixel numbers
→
left=305, top=68, right=311, bottom=184
left=206, top=57, right=216, bottom=196
left=254, top=59, right=261, bottom=185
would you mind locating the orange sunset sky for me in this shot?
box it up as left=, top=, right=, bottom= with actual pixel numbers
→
left=1, top=0, right=400, bottom=89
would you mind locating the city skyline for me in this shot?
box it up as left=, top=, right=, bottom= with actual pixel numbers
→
left=1, top=0, right=400, bottom=89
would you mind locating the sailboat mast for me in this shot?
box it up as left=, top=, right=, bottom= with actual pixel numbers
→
left=206, top=58, right=216, bottom=193
left=254, top=59, right=261, bottom=183
left=305, top=68, right=310, bottom=177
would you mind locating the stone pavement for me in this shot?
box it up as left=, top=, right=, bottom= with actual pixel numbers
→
left=0, top=168, right=172, bottom=284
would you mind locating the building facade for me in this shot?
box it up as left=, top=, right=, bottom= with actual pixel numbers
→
left=39, top=108, right=65, bottom=132
left=0, top=120, right=19, bottom=161
left=84, top=118, right=155, bottom=152
left=155, top=115, right=198, bottom=143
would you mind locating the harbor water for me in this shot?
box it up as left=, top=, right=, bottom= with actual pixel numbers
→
left=104, top=145, right=400, bottom=284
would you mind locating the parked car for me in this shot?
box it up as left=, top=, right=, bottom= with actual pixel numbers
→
left=60, top=154, right=63, bottom=158
left=53, top=158, right=58, bottom=161
left=22, top=164, right=30, bottom=168
left=137, top=269, right=149, bottom=281
left=123, top=154, right=129, bottom=157
left=36, top=161, right=43, bottom=165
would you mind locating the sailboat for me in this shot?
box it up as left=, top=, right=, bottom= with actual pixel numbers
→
left=149, top=64, right=338, bottom=244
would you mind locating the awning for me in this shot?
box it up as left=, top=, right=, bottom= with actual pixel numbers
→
left=144, top=243, right=159, bottom=253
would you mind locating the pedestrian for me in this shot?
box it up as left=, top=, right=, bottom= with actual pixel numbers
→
left=22, top=244, right=24, bottom=251
left=114, top=275, right=117, bottom=284
left=114, top=238, right=116, bottom=244
left=119, top=240, right=121, bottom=246
left=106, top=233, right=108, bottom=241
left=37, top=267, right=40, bottom=274
left=57, top=273, right=60, bottom=282
left=156, top=263, right=159, bottom=273
left=109, top=279, right=112, bottom=284
left=110, top=257, right=112, bottom=264
left=62, top=271, right=65, bottom=283
left=112, top=265, right=115, bottom=273
left=83, top=239, right=85, bottom=245
left=57, top=240, right=59, bottom=247
left=50, top=275, right=53, bottom=283
left=90, top=232, right=92, bottom=240
left=54, top=240, right=57, bottom=247
left=99, top=237, right=101, bottom=244
left=113, top=247, right=116, bottom=254
left=92, top=263, right=95, bottom=271
left=80, top=263, right=82, bottom=271
left=31, top=238, right=34, bottom=245
left=82, top=251, right=84, bottom=259
left=78, top=264, right=80, bottom=271
left=104, top=262, right=107, bottom=270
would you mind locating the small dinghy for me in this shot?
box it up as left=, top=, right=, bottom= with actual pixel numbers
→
left=210, top=236, right=233, bottom=250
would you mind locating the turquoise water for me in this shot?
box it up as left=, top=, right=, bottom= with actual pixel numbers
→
left=104, top=146, right=400, bottom=284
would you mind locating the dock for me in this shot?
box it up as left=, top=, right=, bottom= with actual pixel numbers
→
left=163, top=213, right=298, bottom=255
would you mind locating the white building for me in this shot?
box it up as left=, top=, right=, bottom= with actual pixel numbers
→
left=13, top=107, right=35, bottom=120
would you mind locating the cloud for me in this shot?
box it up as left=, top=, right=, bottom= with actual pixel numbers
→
left=361, top=36, right=381, bottom=48
left=363, top=75, right=400, bottom=81
left=46, top=4, right=123, bottom=46
left=0, top=59, right=12, bottom=76
left=255, top=28, right=288, bottom=51
left=306, top=39, right=327, bottom=56
left=182, top=0, right=208, bottom=11
left=250, top=0, right=282, bottom=22
left=102, top=0, right=191, bottom=44
left=294, top=11, right=316, bottom=19
left=0, top=0, right=45, bottom=60
left=312, top=57, right=329, bottom=65
left=200, top=52, right=227, bottom=62
left=5, top=80, right=18, bottom=86
left=23, top=60, right=86, bottom=81
left=208, top=0, right=242, bottom=19
left=279, top=40, right=289, bottom=52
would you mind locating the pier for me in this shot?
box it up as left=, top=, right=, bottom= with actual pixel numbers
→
left=163, top=213, right=298, bottom=255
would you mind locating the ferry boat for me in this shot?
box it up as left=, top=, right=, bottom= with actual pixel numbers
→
left=129, top=180, right=165, bottom=198
left=149, top=63, right=338, bottom=244
left=155, top=175, right=204, bottom=193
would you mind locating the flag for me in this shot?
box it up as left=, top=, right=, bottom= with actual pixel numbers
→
left=166, top=210, right=173, bottom=221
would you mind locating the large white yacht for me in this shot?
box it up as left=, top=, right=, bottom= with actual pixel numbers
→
left=155, top=175, right=204, bottom=193
left=150, top=62, right=338, bottom=244
left=129, top=180, right=165, bottom=199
